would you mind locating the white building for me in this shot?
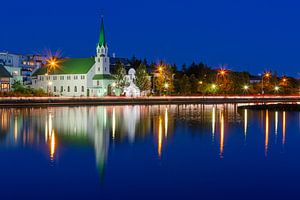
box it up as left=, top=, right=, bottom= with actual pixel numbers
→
left=31, top=18, right=115, bottom=97
left=124, top=68, right=141, bottom=97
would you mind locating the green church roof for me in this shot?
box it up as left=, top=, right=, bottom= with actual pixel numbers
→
left=98, top=17, right=106, bottom=47
left=93, top=74, right=115, bottom=80
left=32, top=57, right=95, bottom=76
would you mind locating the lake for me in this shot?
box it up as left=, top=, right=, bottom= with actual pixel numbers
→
left=0, top=104, right=300, bottom=199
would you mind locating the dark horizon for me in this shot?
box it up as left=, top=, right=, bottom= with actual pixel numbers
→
left=1, top=0, right=300, bottom=77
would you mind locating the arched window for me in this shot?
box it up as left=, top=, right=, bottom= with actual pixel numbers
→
left=81, top=86, right=84, bottom=92
left=67, top=86, right=70, bottom=92
left=74, top=86, right=77, bottom=92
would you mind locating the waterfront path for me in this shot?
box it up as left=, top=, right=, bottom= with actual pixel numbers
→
left=0, top=95, right=299, bottom=107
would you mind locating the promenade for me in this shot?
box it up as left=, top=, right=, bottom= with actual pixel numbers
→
left=0, top=95, right=299, bottom=107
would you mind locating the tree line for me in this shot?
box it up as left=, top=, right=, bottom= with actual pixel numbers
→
left=110, top=56, right=300, bottom=96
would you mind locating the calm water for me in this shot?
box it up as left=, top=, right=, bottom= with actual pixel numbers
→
left=0, top=104, right=300, bottom=199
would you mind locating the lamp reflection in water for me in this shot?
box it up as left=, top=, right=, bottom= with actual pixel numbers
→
left=282, top=111, right=286, bottom=146
left=164, top=107, right=168, bottom=138
left=220, top=111, right=224, bottom=158
left=50, top=129, right=56, bottom=160
left=265, top=110, right=269, bottom=157
left=244, top=109, right=248, bottom=141
left=14, top=116, right=18, bottom=141
left=158, top=116, right=163, bottom=158
left=212, top=106, right=216, bottom=142
left=275, top=111, right=278, bottom=143
left=112, top=107, right=116, bottom=140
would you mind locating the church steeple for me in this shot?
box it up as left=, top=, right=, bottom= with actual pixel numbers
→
left=95, top=16, right=110, bottom=75
left=98, top=17, right=106, bottom=47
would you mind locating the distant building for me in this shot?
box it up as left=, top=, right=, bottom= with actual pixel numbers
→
left=0, top=64, right=12, bottom=92
left=0, top=52, right=44, bottom=84
left=250, top=75, right=261, bottom=84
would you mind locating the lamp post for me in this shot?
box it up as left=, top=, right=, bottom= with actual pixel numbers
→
left=243, top=85, right=249, bottom=95
left=262, top=72, right=271, bottom=95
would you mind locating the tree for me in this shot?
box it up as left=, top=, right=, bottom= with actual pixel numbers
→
left=135, top=64, right=151, bottom=93
left=154, top=63, right=174, bottom=95
left=114, top=61, right=128, bottom=92
left=177, top=74, right=191, bottom=95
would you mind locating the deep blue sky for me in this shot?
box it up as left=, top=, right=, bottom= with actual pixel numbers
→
left=1, top=0, right=300, bottom=76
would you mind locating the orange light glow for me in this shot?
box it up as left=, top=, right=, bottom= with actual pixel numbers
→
left=158, top=116, right=163, bottom=158
left=265, top=110, right=269, bottom=157
left=264, top=72, right=271, bottom=78
left=220, top=111, right=224, bottom=158
left=282, top=111, right=286, bottom=146
left=50, top=129, right=55, bottom=160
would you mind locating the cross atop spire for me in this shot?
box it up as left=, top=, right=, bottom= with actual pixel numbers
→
left=98, top=17, right=106, bottom=47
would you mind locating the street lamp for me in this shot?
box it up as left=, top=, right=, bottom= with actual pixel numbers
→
left=274, top=86, right=280, bottom=93
left=261, top=72, right=271, bottom=95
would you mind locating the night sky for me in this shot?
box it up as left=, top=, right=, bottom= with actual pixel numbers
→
left=1, top=0, right=300, bottom=76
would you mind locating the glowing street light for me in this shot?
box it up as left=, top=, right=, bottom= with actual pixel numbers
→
left=261, top=71, right=272, bottom=95
left=199, top=81, right=203, bottom=85
left=243, top=85, right=249, bottom=90
left=46, top=57, right=60, bottom=74
left=264, top=72, right=271, bottom=78
left=164, top=83, right=169, bottom=89
left=274, top=86, right=280, bottom=92
left=212, top=84, right=217, bottom=90
left=219, top=69, right=227, bottom=76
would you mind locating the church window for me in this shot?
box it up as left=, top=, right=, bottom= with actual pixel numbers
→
left=81, top=86, right=84, bottom=92
left=60, top=86, right=63, bottom=92
left=60, top=76, right=64, bottom=80
left=54, top=86, right=56, bottom=92
left=98, top=58, right=100, bottom=62
left=74, top=86, right=77, bottom=92
left=67, top=86, right=70, bottom=92
left=74, top=75, right=78, bottom=80
left=98, top=67, right=100, bottom=71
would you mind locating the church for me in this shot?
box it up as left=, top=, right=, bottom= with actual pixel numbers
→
left=31, top=18, right=130, bottom=97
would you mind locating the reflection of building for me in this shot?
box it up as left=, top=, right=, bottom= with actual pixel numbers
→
left=2, top=104, right=285, bottom=176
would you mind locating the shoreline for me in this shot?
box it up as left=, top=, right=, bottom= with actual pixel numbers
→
left=0, top=95, right=299, bottom=107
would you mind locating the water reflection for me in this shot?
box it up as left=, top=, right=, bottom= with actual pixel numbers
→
left=0, top=104, right=299, bottom=177
left=265, top=110, right=269, bottom=156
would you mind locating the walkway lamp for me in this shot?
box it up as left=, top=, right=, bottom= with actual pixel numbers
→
left=243, top=85, right=249, bottom=94
left=262, top=72, right=271, bottom=95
